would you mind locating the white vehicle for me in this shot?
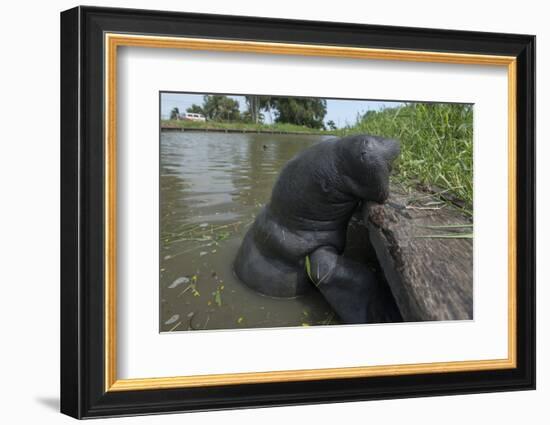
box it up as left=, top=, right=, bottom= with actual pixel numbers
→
left=180, top=112, right=206, bottom=122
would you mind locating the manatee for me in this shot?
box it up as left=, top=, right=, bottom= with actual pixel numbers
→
left=234, top=134, right=400, bottom=323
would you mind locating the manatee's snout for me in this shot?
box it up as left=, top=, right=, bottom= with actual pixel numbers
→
left=335, top=134, right=401, bottom=204
left=383, top=138, right=401, bottom=164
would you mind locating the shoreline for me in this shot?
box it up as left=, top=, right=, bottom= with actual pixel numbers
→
left=160, top=119, right=337, bottom=136
left=160, top=126, right=332, bottom=136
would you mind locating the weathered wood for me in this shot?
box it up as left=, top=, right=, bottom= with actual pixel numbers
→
left=364, top=186, right=473, bottom=322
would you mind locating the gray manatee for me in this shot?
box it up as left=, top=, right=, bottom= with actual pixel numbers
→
left=234, top=134, right=400, bottom=324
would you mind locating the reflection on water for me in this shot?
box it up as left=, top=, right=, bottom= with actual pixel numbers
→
left=160, top=131, right=340, bottom=332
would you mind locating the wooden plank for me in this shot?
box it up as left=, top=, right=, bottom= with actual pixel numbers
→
left=364, top=186, right=473, bottom=321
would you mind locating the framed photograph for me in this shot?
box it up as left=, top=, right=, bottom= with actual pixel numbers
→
left=60, top=6, right=535, bottom=419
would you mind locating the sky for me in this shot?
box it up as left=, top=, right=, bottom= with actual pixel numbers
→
left=160, top=92, right=403, bottom=128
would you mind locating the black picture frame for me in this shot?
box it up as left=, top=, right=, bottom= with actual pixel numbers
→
left=60, top=5, right=535, bottom=419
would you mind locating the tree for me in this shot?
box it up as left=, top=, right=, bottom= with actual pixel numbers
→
left=326, top=120, right=337, bottom=131
left=244, top=95, right=271, bottom=124
left=269, top=97, right=327, bottom=129
left=241, top=110, right=265, bottom=123
left=170, top=107, right=180, bottom=120
left=202, top=95, right=240, bottom=121
left=186, top=104, right=205, bottom=115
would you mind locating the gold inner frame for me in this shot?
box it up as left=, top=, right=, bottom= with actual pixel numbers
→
left=104, top=33, right=517, bottom=392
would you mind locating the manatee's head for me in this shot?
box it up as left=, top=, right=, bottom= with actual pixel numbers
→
left=337, top=134, right=400, bottom=203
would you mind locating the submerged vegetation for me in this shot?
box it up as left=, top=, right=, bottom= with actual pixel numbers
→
left=338, top=103, right=473, bottom=214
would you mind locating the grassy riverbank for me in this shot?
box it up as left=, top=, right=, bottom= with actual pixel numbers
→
left=337, top=103, right=473, bottom=213
left=161, top=119, right=338, bottom=135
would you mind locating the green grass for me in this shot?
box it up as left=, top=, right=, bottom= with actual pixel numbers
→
left=161, top=119, right=337, bottom=135
left=337, top=103, right=473, bottom=213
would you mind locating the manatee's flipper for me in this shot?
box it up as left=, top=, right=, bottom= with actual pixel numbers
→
left=234, top=227, right=312, bottom=298
left=308, top=246, right=392, bottom=324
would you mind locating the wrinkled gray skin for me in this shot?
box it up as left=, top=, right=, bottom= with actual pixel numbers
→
left=234, top=134, right=400, bottom=324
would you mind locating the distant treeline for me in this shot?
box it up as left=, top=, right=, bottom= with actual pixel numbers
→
left=170, top=95, right=336, bottom=130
